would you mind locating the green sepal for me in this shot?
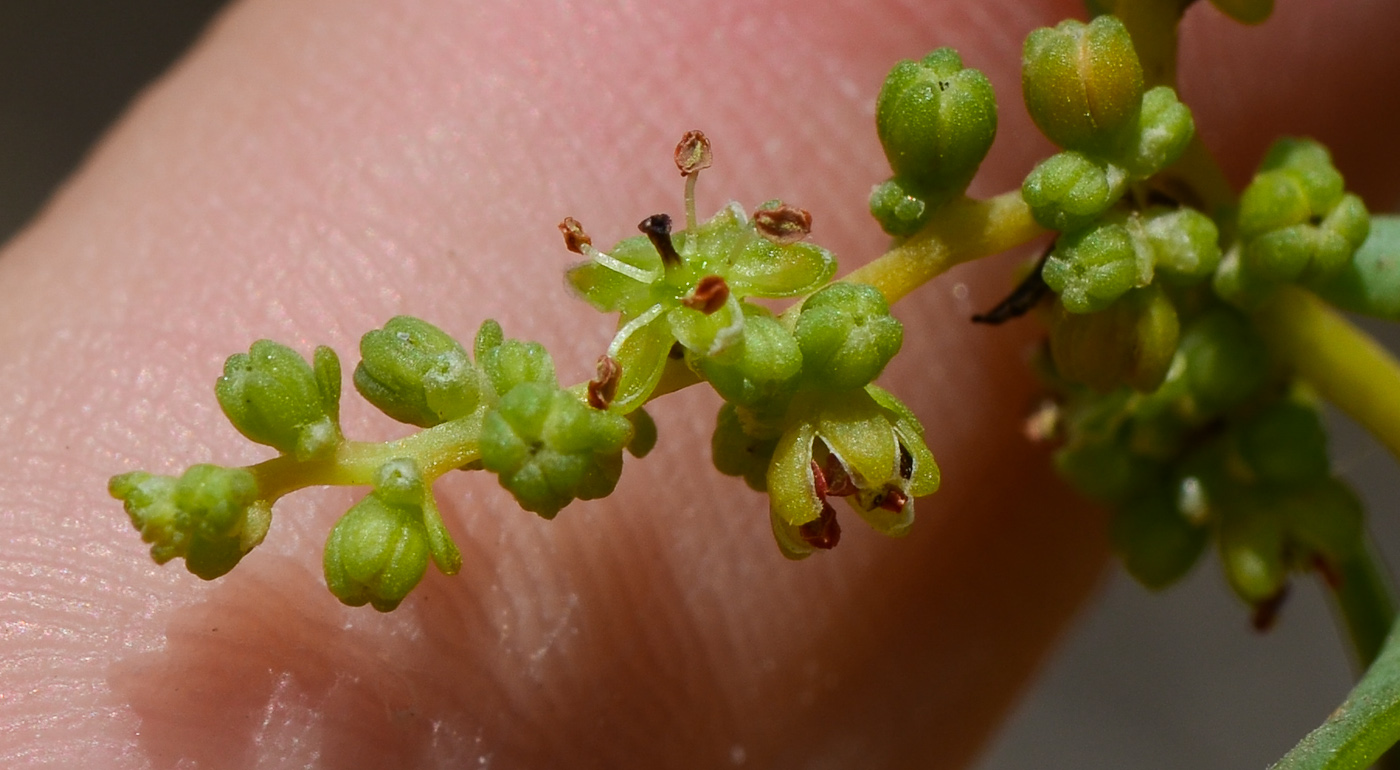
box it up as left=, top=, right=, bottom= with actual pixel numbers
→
left=866, top=384, right=939, bottom=497
left=606, top=310, right=671, bottom=414
left=479, top=383, right=631, bottom=518
left=1022, top=15, right=1143, bottom=154
left=215, top=340, right=342, bottom=460
left=353, top=316, right=480, bottom=428
left=474, top=322, right=557, bottom=397
left=795, top=283, right=904, bottom=391
left=875, top=47, right=998, bottom=195
left=1049, top=285, right=1180, bottom=393
left=1218, top=492, right=1287, bottom=605
left=723, top=222, right=837, bottom=298
left=110, top=464, right=268, bottom=580
left=814, top=390, right=898, bottom=492
left=769, top=508, right=816, bottom=561
left=1314, top=215, right=1400, bottom=319
left=768, top=417, right=823, bottom=526
left=1042, top=214, right=1152, bottom=314
left=1112, top=486, right=1208, bottom=590
left=669, top=296, right=744, bottom=357
left=1021, top=151, right=1127, bottom=232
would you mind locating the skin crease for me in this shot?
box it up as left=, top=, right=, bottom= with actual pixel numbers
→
left=0, top=1, right=1397, bottom=768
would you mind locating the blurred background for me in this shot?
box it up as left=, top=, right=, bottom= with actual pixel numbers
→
left=1, top=3, right=1395, bottom=768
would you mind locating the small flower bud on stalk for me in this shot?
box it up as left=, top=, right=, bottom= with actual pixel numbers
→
left=1022, top=15, right=1144, bottom=155
left=215, top=340, right=342, bottom=461
left=354, top=316, right=480, bottom=428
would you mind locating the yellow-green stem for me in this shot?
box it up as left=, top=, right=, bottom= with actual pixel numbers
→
left=1114, top=0, right=1186, bottom=89
left=1252, top=287, right=1400, bottom=461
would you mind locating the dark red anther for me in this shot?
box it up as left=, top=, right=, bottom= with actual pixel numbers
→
left=1250, top=586, right=1290, bottom=632
left=877, top=487, right=909, bottom=513
left=587, top=355, right=621, bottom=409
left=798, top=503, right=841, bottom=550
left=559, top=217, right=591, bottom=254
left=1311, top=555, right=1344, bottom=590
left=822, top=454, right=857, bottom=497
left=898, top=446, right=914, bottom=481
left=811, top=460, right=827, bottom=499
left=674, top=130, right=713, bottom=177
left=681, top=275, right=730, bottom=315
left=639, top=213, right=682, bottom=267
left=754, top=204, right=812, bottom=244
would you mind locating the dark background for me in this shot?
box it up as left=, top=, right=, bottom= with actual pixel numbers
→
left=1, top=3, right=1394, bottom=769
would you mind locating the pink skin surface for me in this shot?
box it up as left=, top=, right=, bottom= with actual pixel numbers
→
left=0, top=1, right=1397, bottom=767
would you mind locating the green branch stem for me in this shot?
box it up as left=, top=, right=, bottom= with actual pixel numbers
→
left=1114, top=0, right=1186, bottom=88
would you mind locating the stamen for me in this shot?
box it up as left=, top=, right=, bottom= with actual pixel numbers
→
left=707, top=292, right=747, bottom=356
left=754, top=204, right=813, bottom=244
left=877, top=487, right=909, bottom=513
left=798, top=503, right=841, bottom=550
left=681, top=275, right=730, bottom=315
left=675, top=130, right=712, bottom=240
left=607, top=303, right=666, bottom=358
left=1250, top=586, right=1290, bottom=632
left=560, top=217, right=658, bottom=283
left=639, top=213, right=682, bottom=268
left=587, top=355, right=622, bottom=409
left=822, top=454, right=857, bottom=497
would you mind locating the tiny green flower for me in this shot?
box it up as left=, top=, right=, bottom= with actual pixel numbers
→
left=1111, top=485, right=1208, bottom=590
left=1119, top=86, right=1195, bottom=178
left=480, top=382, right=632, bottom=518
left=1140, top=206, right=1221, bottom=285
left=566, top=201, right=835, bottom=413
left=354, top=316, right=480, bottom=428
left=1314, top=214, right=1400, bottom=319
left=1235, top=400, right=1331, bottom=488
left=215, top=340, right=342, bottom=460
left=1218, top=491, right=1288, bottom=607
left=1049, top=284, right=1180, bottom=393
left=324, top=492, right=430, bottom=613
left=1041, top=213, right=1153, bottom=313
left=1171, top=308, right=1271, bottom=421
left=1021, top=151, right=1127, bottom=232
left=692, top=311, right=803, bottom=411
left=474, top=318, right=557, bottom=398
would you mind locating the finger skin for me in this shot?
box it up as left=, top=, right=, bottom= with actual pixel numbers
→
left=0, top=1, right=1396, bottom=768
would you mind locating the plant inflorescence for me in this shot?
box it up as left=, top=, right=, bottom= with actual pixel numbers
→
left=109, top=0, right=1400, bottom=764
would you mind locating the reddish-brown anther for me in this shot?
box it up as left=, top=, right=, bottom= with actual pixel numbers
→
left=822, top=454, right=857, bottom=497
left=754, top=204, right=812, bottom=244
left=559, top=217, right=592, bottom=254
left=877, top=487, right=910, bottom=513
left=681, top=275, right=730, bottom=314
left=1250, top=586, right=1290, bottom=632
left=674, top=130, right=713, bottom=177
left=587, top=355, right=621, bottom=409
left=798, top=503, right=842, bottom=550
left=638, top=213, right=682, bottom=267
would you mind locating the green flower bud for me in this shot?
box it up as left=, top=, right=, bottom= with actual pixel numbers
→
left=1314, top=214, right=1400, bottom=319
left=1236, top=400, right=1330, bottom=487
left=1141, top=206, right=1221, bottom=285
left=480, top=383, right=631, bottom=518
left=1279, top=478, right=1363, bottom=566
left=693, top=314, right=802, bottom=410
left=1049, top=285, right=1180, bottom=392
left=1021, top=151, right=1128, bottom=232
left=110, top=464, right=268, bottom=580
left=215, top=341, right=342, bottom=460
left=1112, top=486, right=1208, bottom=590
left=1172, top=308, right=1271, bottom=421
left=625, top=407, right=658, bottom=458
left=1208, top=0, right=1273, bottom=24
left=1119, top=86, right=1194, bottom=178
left=473, top=320, right=557, bottom=397
left=1022, top=15, right=1144, bottom=154
left=795, top=283, right=903, bottom=391
left=875, top=48, right=998, bottom=195
left=1042, top=214, right=1152, bottom=313
left=354, top=316, right=480, bottom=428
left=712, top=403, right=779, bottom=493
left=869, top=177, right=931, bottom=237
left=323, top=490, right=430, bottom=612
left=1055, top=440, right=1164, bottom=504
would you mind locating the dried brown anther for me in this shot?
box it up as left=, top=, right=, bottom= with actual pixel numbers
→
left=587, top=355, right=622, bottom=409
left=559, top=217, right=592, bottom=254
left=1250, top=586, right=1290, bottom=632
left=754, top=204, right=812, bottom=244
left=681, top=275, right=730, bottom=315
left=798, top=503, right=842, bottom=550
left=638, top=213, right=682, bottom=267
left=674, top=130, right=713, bottom=177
